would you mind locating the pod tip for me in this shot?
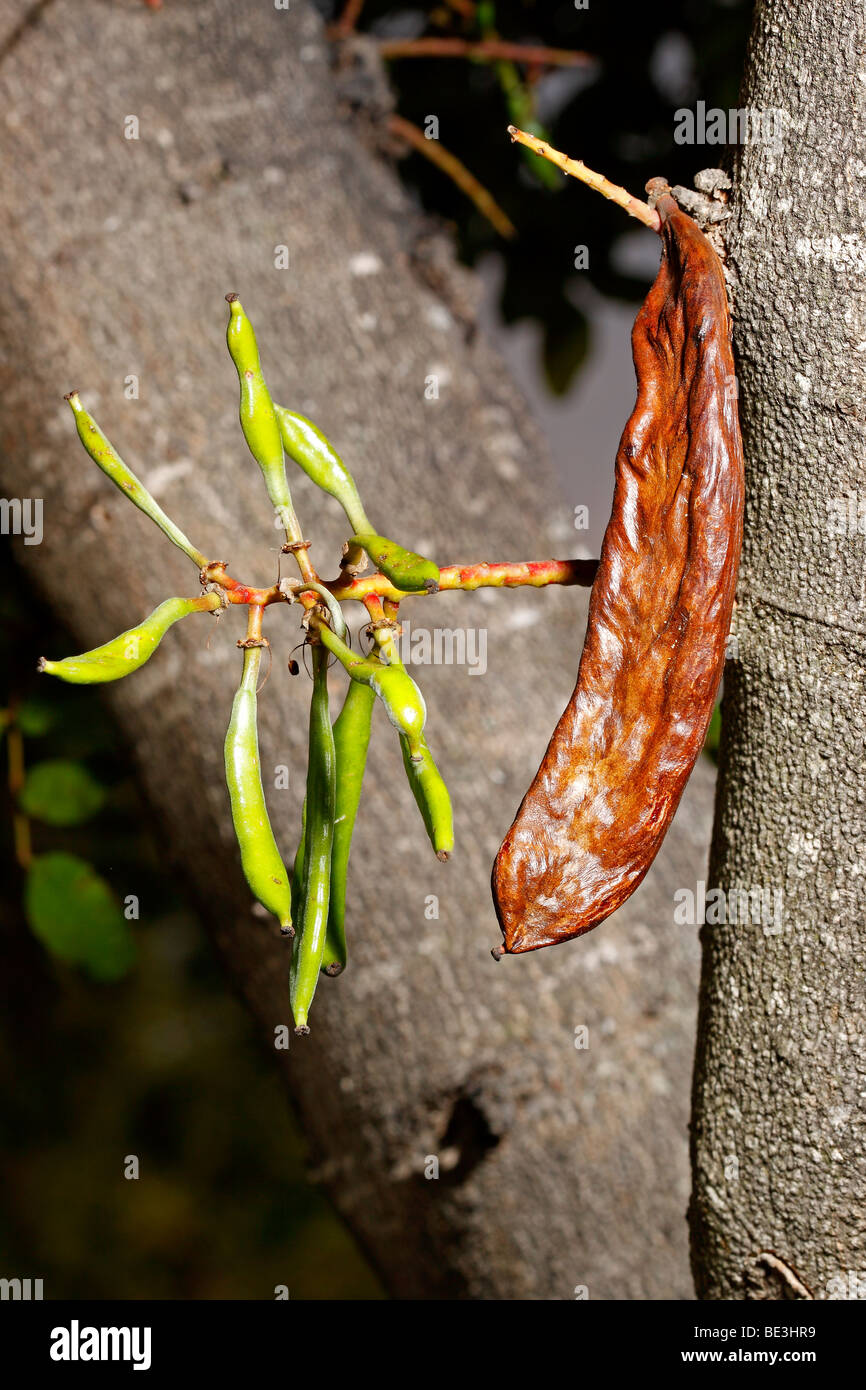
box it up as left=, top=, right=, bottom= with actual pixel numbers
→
left=294, top=1023, right=311, bottom=1037
left=36, top=656, right=47, bottom=673
left=280, top=924, right=295, bottom=939
left=225, top=291, right=240, bottom=304
left=436, top=849, right=451, bottom=863
left=63, top=390, right=80, bottom=406
left=423, top=578, right=440, bottom=594
left=490, top=944, right=505, bottom=962
left=324, top=961, right=344, bottom=977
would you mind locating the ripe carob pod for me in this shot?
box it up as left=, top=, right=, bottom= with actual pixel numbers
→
left=492, top=192, right=744, bottom=953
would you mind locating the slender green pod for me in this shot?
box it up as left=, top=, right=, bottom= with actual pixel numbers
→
left=349, top=534, right=440, bottom=594
left=400, top=733, right=454, bottom=860
left=325, top=678, right=376, bottom=974
left=64, top=393, right=208, bottom=568
left=290, top=644, right=337, bottom=1032
left=38, top=594, right=220, bottom=684
left=315, top=624, right=427, bottom=742
left=275, top=406, right=373, bottom=536
left=224, top=645, right=293, bottom=936
left=224, top=295, right=293, bottom=521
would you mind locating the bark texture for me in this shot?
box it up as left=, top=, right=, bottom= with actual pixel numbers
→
left=0, top=0, right=710, bottom=1298
left=690, top=0, right=866, bottom=1300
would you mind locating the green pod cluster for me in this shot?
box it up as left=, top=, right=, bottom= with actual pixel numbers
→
left=39, top=594, right=219, bottom=684
left=224, top=646, right=293, bottom=934
left=65, top=393, right=207, bottom=568
left=349, top=533, right=440, bottom=594
left=290, top=644, right=337, bottom=1032
left=325, top=679, right=375, bottom=974
left=400, top=733, right=454, bottom=861
left=225, top=295, right=293, bottom=521
left=275, top=407, right=372, bottom=536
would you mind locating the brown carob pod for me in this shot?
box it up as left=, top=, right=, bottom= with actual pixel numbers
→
left=492, top=192, right=744, bottom=953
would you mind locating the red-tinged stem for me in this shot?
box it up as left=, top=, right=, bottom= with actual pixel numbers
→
left=200, top=555, right=599, bottom=611
left=363, top=592, right=401, bottom=664
left=328, top=557, right=599, bottom=603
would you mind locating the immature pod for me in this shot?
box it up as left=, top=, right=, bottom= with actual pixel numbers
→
left=39, top=594, right=219, bottom=684
left=349, top=534, right=440, bottom=594
left=314, top=622, right=449, bottom=856
left=290, top=644, right=337, bottom=1032
left=224, top=295, right=293, bottom=520
left=64, top=393, right=207, bottom=568
left=400, top=733, right=454, bottom=861
left=275, top=406, right=373, bottom=536
left=492, top=195, right=744, bottom=953
left=224, top=645, right=293, bottom=935
left=324, top=678, right=376, bottom=974
left=316, top=625, right=428, bottom=744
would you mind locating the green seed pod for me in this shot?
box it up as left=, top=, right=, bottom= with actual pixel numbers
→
left=400, top=733, right=454, bottom=861
left=38, top=594, right=219, bottom=684
left=349, top=534, right=440, bottom=594
left=314, top=623, right=427, bottom=742
left=368, top=663, right=426, bottom=741
left=224, top=646, right=293, bottom=935
left=324, top=678, right=375, bottom=975
left=65, top=393, right=207, bottom=568
left=225, top=295, right=293, bottom=521
left=290, top=644, right=337, bottom=1033
left=275, top=406, right=373, bottom=536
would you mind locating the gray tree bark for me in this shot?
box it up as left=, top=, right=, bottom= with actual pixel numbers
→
left=690, top=0, right=866, bottom=1300
left=0, top=0, right=710, bottom=1298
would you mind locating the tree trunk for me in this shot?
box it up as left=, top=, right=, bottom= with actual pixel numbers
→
left=690, top=0, right=866, bottom=1300
left=1, top=0, right=709, bottom=1298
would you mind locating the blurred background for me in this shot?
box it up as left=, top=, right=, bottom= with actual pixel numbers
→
left=0, top=0, right=748, bottom=1299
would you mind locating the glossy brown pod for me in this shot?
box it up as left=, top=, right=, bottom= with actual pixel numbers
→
left=492, top=194, right=744, bottom=953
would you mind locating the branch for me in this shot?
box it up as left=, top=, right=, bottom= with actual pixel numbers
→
left=507, top=126, right=662, bottom=232
left=379, top=38, right=595, bottom=68
left=388, top=114, right=516, bottom=240
left=201, top=557, right=599, bottom=608
left=329, top=557, right=599, bottom=603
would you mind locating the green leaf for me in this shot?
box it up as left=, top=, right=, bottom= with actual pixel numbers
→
left=25, top=852, right=136, bottom=981
left=19, top=759, right=105, bottom=826
left=16, top=696, right=57, bottom=737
